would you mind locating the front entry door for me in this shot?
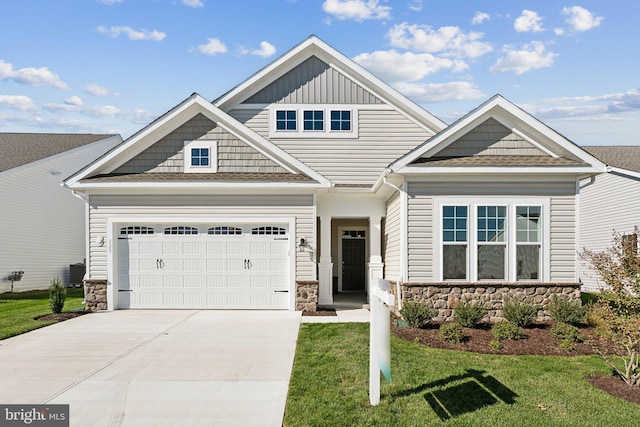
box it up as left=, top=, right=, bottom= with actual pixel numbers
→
left=342, top=239, right=366, bottom=291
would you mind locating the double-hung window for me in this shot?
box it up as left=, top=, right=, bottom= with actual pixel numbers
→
left=439, top=200, right=546, bottom=282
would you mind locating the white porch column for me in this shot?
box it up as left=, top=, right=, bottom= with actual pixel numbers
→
left=318, top=215, right=334, bottom=305
left=368, top=216, right=384, bottom=295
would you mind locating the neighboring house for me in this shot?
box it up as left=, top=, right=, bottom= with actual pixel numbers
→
left=578, top=146, right=640, bottom=292
left=64, top=36, right=606, bottom=320
left=0, top=133, right=122, bottom=292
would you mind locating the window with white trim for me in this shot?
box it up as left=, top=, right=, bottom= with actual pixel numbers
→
left=269, top=105, right=358, bottom=138
left=438, top=200, right=546, bottom=282
left=184, top=140, right=217, bottom=173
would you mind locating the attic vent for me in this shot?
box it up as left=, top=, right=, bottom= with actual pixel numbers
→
left=120, top=226, right=155, bottom=235
left=208, top=226, right=242, bottom=235
left=164, top=226, right=199, bottom=235
left=251, top=226, right=286, bottom=235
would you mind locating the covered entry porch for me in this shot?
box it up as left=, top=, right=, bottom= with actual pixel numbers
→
left=316, top=193, right=386, bottom=306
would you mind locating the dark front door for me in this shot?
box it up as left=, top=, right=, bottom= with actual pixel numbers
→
left=342, top=239, right=366, bottom=291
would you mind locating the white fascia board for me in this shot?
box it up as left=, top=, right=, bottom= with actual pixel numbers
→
left=390, top=95, right=608, bottom=173
left=396, top=166, right=605, bottom=175
left=214, top=36, right=446, bottom=133
left=608, top=166, right=640, bottom=180
left=65, top=94, right=203, bottom=186
left=68, top=181, right=327, bottom=191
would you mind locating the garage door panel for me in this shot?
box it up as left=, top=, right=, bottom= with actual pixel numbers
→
left=118, top=223, right=290, bottom=309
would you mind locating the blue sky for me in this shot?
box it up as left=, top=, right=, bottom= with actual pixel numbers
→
left=1, top=0, right=638, bottom=145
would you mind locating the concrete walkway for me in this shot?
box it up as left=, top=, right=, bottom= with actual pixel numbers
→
left=0, top=310, right=300, bottom=427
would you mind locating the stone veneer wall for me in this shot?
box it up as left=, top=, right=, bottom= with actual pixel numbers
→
left=84, top=279, right=107, bottom=312
left=390, top=282, right=581, bottom=323
left=296, top=280, right=318, bottom=312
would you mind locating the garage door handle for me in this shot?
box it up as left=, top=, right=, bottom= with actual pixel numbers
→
left=274, top=290, right=289, bottom=293
left=118, top=290, right=133, bottom=292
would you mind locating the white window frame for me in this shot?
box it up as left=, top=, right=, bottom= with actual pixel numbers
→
left=268, top=104, right=358, bottom=139
left=434, top=197, right=550, bottom=283
left=184, top=140, right=217, bottom=173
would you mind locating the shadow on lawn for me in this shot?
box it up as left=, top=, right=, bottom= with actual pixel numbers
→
left=393, top=369, right=518, bottom=421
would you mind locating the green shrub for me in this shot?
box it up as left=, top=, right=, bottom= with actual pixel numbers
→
left=439, top=322, right=464, bottom=343
left=454, top=300, right=488, bottom=328
left=492, top=321, right=526, bottom=341
left=489, top=339, right=503, bottom=351
left=548, top=295, right=586, bottom=326
left=551, top=322, right=584, bottom=345
left=502, top=298, right=538, bottom=328
left=400, top=301, right=436, bottom=329
left=49, top=277, right=66, bottom=314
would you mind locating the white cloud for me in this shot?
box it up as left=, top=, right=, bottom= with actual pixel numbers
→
left=353, top=50, right=467, bottom=83
left=387, top=23, right=492, bottom=59
left=322, top=0, right=391, bottom=21
left=514, top=10, right=544, bottom=33
left=554, top=28, right=565, bottom=36
left=490, top=41, right=556, bottom=75
left=471, top=12, right=490, bottom=25
left=0, top=60, right=68, bottom=89
left=251, top=41, right=276, bottom=58
left=532, top=89, right=640, bottom=119
left=85, top=83, right=119, bottom=97
left=182, top=0, right=204, bottom=7
left=97, top=25, right=166, bottom=41
left=97, top=0, right=123, bottom=4
left=195, top=38, right=227, bottom=56
left=393, top=81, right=485, bottom=103
left=562, top=6, right=603, bottom=32
left=65, top=95, right=84, bottom=106
left=408, top=0, right=422, bottom=12
left=0, top=95, right=37, bottom=111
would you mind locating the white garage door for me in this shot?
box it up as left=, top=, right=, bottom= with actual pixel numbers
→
left=117, top=224, right=290, bottom=309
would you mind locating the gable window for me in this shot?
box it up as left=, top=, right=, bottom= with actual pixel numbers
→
left=184, top=140, right=217, bottom=173
left=269, top=105, right=358, bottom=138
left=303, top=110, right=324, bottom=131
left=438, top=199, right=547, bottom=282
left=276, top=110, right=297, bottom=131
left=330, top=110, right=351, bottom=131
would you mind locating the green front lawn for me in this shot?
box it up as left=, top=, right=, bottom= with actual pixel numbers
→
left=285, top=323, right=640, bottom=427
left=0, top=288, right=85, bottom=340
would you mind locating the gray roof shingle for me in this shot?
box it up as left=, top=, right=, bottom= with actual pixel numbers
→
left=0, top=133, right=116, bottom=172
left=81, top=172, right=317, bottom=184
left=411, top=155, right=586, bottom=167
left=582, top=146, right=640, bottom=174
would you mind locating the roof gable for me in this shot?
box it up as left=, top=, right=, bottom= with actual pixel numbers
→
left=390, top=95, right=607, bottom=175
left=0, top=133, right=119, bottom=173
left=214, top=35, right=445, bottom=133
left=65, top=94, right=330, bottom=188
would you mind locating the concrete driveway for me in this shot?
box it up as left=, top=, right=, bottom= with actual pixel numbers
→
left=0, top=310, right=301, bottom=426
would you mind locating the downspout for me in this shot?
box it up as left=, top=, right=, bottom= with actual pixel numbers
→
left=69, top=188, right=91, bottom=287
left=381, top=176, right=404, bottom=312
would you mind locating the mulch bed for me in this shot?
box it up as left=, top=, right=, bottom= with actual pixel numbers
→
left=36, top=311, right=88, bottom=322
left=392, top=321, right=640, bottom=405
left=302, top=307, right=337, bottom=316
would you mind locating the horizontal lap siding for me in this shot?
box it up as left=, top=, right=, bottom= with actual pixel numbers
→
left=406, top=185, right=434, bottom=282
left=88, top=195, right=315, bottom=280
left=579, top=173, right=640, bottom=290
left=550, top=195, right=577, bottom=281
left=384, top=192, right=402, bottom=280
left=231, top=108, right=433, bottom=185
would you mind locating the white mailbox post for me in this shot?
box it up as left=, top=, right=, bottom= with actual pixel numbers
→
left=370, top=278, right=395, bottom=406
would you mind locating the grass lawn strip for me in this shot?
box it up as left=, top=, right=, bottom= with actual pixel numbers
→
left=0, top=289, right=85, bottom=340
left=285, top=323, right=640, bottom=427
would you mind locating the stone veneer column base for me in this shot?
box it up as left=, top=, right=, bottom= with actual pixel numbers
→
left=395, top=282, right=581, bottom=323
left=296, top=281, right=318, bottom=312
left=84, top=279, right=108, bottom=312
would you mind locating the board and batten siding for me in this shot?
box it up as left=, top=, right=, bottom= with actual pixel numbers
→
left=87, top=195, right=315, bottom=281
left=114, top=114, right=286, bottom=174
left=230, top=107, right=434, bottom=184
left=384, top=191, right=403, bottom=281
left=579, top=172, right=640, bottom=291
left=243, top=56, right=383, bottom=105
left=405, top=181, right=577, bottom=282
left=0, top=138, right=120, bottom=292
